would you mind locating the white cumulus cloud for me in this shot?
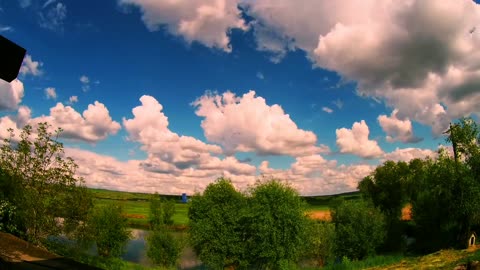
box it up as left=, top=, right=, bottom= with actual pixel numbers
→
left=20, top=55, right=43, bottom=77
left=0, top=79, right=24, bottom=111
left=192, top=90, right=330, bottom=156
left=336, top=120, right=384, bottom=159
left=118, top=0, right=247, bottom=52
left=378, top=109, right=422, bottom=143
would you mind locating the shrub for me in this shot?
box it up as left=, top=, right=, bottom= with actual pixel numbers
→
left=245, top=180, right=309, bottom=269
left=305, top=220, right=336, bottom=267
left=81, top=203, right=131, bottom=257
left=188, top=178, right=247, bottom=269
left=188, top=178, right=309, bottom=269
left=331, top=200, right=386, bottom=260
left=147, top=228, right=181, bottom=267
left=149, top=194, right=176, bottom=229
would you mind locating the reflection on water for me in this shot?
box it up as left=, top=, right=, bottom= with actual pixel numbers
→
left=122, top=229, right=202, bottom=269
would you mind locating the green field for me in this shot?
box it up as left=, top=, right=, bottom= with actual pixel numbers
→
left=91, top=188, right=190, bottom=228
left=90, top=188, right=361, bottom=228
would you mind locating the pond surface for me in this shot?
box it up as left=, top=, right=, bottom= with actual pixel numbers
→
left=122, top=228, right=203, bottom=269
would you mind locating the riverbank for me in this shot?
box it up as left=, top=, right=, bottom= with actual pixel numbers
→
left=0, top=232, right=101, bottom=270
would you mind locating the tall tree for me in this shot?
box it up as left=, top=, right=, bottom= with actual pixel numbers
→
left=188, top=178, right=248, bottom=269
left=0, top=123, right=92, bottom=244
left=358, top=160, right=410, bottom=251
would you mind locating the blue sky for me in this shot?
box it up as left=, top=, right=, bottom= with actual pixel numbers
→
left=0, top=0, right=479, bottom=195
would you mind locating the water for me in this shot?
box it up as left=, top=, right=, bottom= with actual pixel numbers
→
left=122, top=228, right=203, bottom=269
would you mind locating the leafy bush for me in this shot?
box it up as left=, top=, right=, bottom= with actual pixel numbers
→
left=188, top=178, right=248, bottom=269
left=149, top=194, right=176, bottom=229
left=147, top=228, right=182, bottom=267
left=0, top=199, right=19, bottom=234
left=162, top=199, right=175, bottom=226
left=188, top=178, right=309, bottom=269
left=331, top=200, right=386, bottom=260
left=305, top=220, right=336, bottom=267
left=245, top=180, right=309, bottom=269
left=80, top=203, right=131, bottom=257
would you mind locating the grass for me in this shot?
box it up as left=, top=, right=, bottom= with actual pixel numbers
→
left=91, top=189, right=190, bottom=228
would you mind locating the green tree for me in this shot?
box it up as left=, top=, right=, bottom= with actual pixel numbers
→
left=188, top=178, right=310, bottom=269
left=358, top=160, right=410, bottom=251
left=305, top=220, right=336, bottom=267
left=331, top=200, right=386, bottom=260
left=149, top=193, right=163, bottom=229
left=162, top=199, right=175, bottom=226
left=408, top=118, right=480, bottom=252
left=81, top=203, right=131, bottom=257
left=149, top=194, right=176, bottom=229
left=188, top=178, right=248, bottom=269
left=245, top=180, right=309, bottom=269
left=0, top=123, right=92, bottom=243
left=411, top=149, right=480, bottom=252
left=147, top=228, right=182, bottom=267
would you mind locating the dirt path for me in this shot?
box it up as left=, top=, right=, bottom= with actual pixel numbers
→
left=306, top=204, right=413, bottom=222
left=0, top=232, right=101, bottom=269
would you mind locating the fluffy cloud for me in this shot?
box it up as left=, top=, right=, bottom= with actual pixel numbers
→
left=64, top=147, right=258, bottom=195
left=45, top=87, right=57, bottom=100
left=118, top=0, right=247, bottom=52
left=382, top=147, right=437, bottom=162
left=20, top=55, right=43, bottom=77
left=63, top=145, right=375, bottom=196
left=0, top=101, right=121, bottom=143
left=123, top=95, right=224, bottom=170
left=259, top=156, right=375, bottom=195
left=0, top=79, right=24, bottom=111
left=336, top=120, right=384, bottom=159
left=192, top=90, right=330, bottom=156
left=241, top=0, right=480, bottom=136
left=378, top=109, right=422, bottom=143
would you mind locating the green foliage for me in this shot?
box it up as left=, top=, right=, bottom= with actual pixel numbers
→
left=245, top=180, right=309, bottom=269
left=162, top=199, right=175, bottom=226
left=188, top=178, right=247, bottom=269
left=147, top=228, right=182, bottom=267
left=188, top=178, right=309, bottom=269
left=0, top=123, right=92, bottom=243
left=305, top=220, right=336, bottom=267
left=331, top=200, right=386, bottom=260
left=408, top=118, right=480, bottom=253
left=411, top=152, right=480, bottom=252
left=150, top=194, right=177, bottom=229
left=0, top=199, right=19, bottom=234
left=150, top=193, right=164, bottom=229
left=358, top=160, right=411, bottom=251
left=358, top=160, right=410, bottom=218
left=80, top=203, right=131, bottom=257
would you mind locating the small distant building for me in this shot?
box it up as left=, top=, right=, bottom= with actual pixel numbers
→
left=468, top=232, right=477, bottom=248
left=181, top=193, right=188, bottom=203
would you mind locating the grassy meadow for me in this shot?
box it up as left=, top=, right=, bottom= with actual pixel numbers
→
left=90, top=188, right=360, bottom=228
left=91, top=189, right=190, bottom=228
